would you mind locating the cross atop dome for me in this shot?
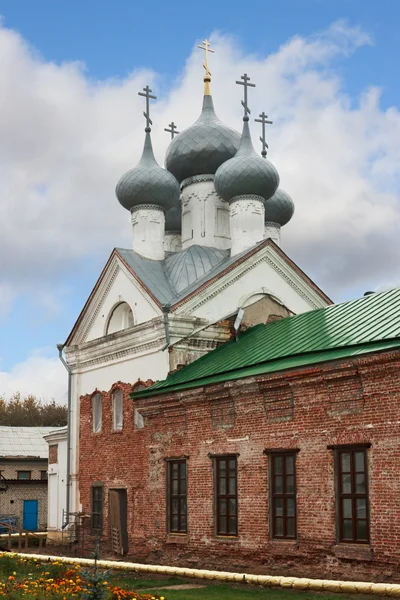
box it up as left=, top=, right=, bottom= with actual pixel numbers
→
left=236, top=73, right=256, bottom=119
left=198, top=39, right=215, bottom=95
left=255, top=111, right=273, bottom=158
left=138, top=85, right=157, bottom=132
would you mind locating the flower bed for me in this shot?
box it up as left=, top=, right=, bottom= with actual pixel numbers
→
left=0, top=553, right=165, bottom=599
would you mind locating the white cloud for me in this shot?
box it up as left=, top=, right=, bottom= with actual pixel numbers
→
left=0, top=19, right=398, bottom=310
left=0, top=352, right=67, bottom=405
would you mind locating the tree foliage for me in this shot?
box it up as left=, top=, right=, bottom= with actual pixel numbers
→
left=0, top=393, right=67, bottom=427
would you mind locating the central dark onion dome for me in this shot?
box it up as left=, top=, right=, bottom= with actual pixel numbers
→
left=116, top=131, right=180, bottom=212
left=165, top=204, right=181, bottom=232
left=264, top=188, right=295, bottom=226
left=214, top=117, right=280, bottom=202
left=165, top=95, right=240, bottom=183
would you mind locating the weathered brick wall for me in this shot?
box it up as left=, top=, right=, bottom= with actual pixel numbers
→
left=49, top=445, right=58, bottom=464
left=0, top=483, right=48, bottom=530
left=78, top=351, right=400, bottom=581
left=0, top=461, right=47, bottom=480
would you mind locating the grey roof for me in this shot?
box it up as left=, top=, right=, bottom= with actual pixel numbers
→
left=264, top=188, right=295, bottom=226
left=0, top=427, right=62, bottom=459
left=116, top=131, right=180, bottom=211
left=117, top=245, right=231, bottom=305
left=215, top=118, right=279, bottom=202
left=165, top=95, right=241, bottom=183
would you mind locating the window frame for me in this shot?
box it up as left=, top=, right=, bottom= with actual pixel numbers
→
left=17, top=471, right=31, bottom=480
left=166, top=459, right=187, bottom=534
left=40, top=470, right=48, bottom=480
left=91, top=483, right=104, bottom=531
left=269, top=451, right=297, bottom=540
left=214, top=455, right=238, bottom=537
left=92, top=392, right=102, bottom=433
left=112, top=388, right=123, bottom=431
left=335, top=446, right=370, bottom=544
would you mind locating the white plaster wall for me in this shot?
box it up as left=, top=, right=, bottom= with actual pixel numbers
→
left=85, top=267, right=161, bottom=343
left=131, top=206, right=165, bottom=260
left=47, top=435, right=67, bottom=532
left=230, top=197, right=265, bottom=256
left=165, top=232, right=182, bottom=253
left=181, top=180, right=231, bottom=250
left=264, top=222, right=281, bottom=246
left=176, top=252, right=326, bottom=324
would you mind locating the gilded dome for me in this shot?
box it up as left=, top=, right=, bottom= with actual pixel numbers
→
left=116, top=131, right=180, bottom=212
left=264, top=188, right=295, bottom=226
left=214, top=118, right=279, bottom=202
left=165, top=95, right=240, bottom=184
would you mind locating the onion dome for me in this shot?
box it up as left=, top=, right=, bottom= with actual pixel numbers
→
left=165, top=94, right=240, bottom=183
left=116, top=131, right=180, bottom=212
left=165, top=204, right=181, bottom=232
left=214, top=117, right=279, bottom=202
left=264, top=188, right=295, bottom=226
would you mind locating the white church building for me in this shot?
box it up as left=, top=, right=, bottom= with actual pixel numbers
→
left=48, top=45, right=331, bottom=543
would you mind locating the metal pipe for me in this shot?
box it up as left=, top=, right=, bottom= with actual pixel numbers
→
left=11, top=552, right=400, bottom=596
left=161, top=305, right=171, bottom=351
left=56, top=343, right=72, bottom=528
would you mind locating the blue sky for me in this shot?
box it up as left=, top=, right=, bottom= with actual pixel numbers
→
left=0, top=0, right=399, bottom=402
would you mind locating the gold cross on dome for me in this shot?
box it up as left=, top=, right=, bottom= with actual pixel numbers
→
left=198, top=39, right=214, bottom=79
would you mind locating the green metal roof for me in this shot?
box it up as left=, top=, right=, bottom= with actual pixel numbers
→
left=132, top=287, right=400, bottom=399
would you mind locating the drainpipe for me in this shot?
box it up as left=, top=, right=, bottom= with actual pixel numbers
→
left=161, top=305, right=171, bottom=351
left=57, top=343, right=72, bottom=528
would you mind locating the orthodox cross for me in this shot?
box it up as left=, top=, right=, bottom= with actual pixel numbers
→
left=236, top=73, right=256, bottom=117
left=138, top=85, right=157, bottom=130
left=254, top=111, right=273, bottom=158
left=164, top=121, right=180, bottom=139
left=198, top=39, right=214, bottom=78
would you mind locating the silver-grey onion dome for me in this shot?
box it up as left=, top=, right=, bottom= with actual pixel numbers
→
left=264, top=188, right=295, bottom=226
left=165, top=95, right=241, bottom=183
left=214, top=118, right=279, bottom=202
left=165, top=204, right=181, bottom=232
left=116, top=131, right=180, bottom=211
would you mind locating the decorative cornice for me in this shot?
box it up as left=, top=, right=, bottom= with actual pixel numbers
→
left=130, top=204, right=165, bottom=214
left=181, top=174, right=214, bottom=190
left=265, top=221, right=281, bottom=229
left=229, top=194, right=264, bottom=204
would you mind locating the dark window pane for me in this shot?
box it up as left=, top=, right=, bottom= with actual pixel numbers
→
left=219, top=477, right=226, bottom=494
left=355, top=452, right=365, bottom=472
left=219, top=499, right=227, bottom=516
left=172, top=498, right=178, bottom=515
left=180, top=498, right=187, bottom=515
left=285, top=455, right=294, bottom=474
left=216, top=457, right=237, bottom=537
left=341, top=453, right=351, bottom=473
left=274, top=456, right=283, bottom=474
left=357, top=520, right=368, bottom=541
left=275, top=498, right=283, bottom=516
left=356, top=498, right=366, bottom=519
left=274, top=475, right=283, bottom=494
left=228, top=516, right=237, bottom=535
left=180, top=462, right=186, bottom=478
left=274, top=518, right=284, bottom=536
left=355, top=473, right=365, bottom=494
left=342, top=473, right=352, bottom=493
left=180, top=477, right=186, bottom=495
left=287, top=518, right=295, bottom=537
left=342, top=498, right=352, bottom=518
left=172, top=514, right=178, bottom=531
left=229, top=476, right=236, bottom=495
left=172, top=479, right=178, bottom=495
left=172, top=463, right=178, bottom=477
left=286, top=498, right=295, bottom=517
left=286, top=475, right=294, bottom=493
left=228, top=459, right=236, bottom=474
left=219, top=516, right=226, bottom=533
left=343, top=519, right=353, bottom=540
left=180, top=514, right=187, bottom=531
left=219, top=461, right=226, bottom=476
left=229, top=498, right=237, bottom=517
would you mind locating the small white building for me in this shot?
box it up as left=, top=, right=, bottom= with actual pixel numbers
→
left=43, top=427, right=67, bottom=544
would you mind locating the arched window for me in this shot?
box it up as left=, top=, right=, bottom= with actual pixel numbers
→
left=106, top=302, right=134, bottom=335
left=92, top=392, right=102, bottom=433
left=112, top=389, right=123, bottom=431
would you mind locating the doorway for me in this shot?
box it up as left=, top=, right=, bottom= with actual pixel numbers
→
left=108, top=489, right=128, bottom=555
left=23, top=500, right=38, bottom=531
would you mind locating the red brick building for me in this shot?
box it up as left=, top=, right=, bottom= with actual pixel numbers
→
left=78, top=287, right=400, bottom=581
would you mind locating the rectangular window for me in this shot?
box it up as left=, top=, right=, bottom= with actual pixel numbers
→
left=92, top=393, right=102, bottom=433
left=167, top=460, right=187, bottom=533
left=215, top=456, right=238, bottom=536
left=41, top=470, right=48, bottom=480
left=337, top=447, right=369, bottom=543
left=91, top=485, right=103, bottom=530
left=17, top=471, right=31, bottom=480
left=270, top=452, right=297, bottom=539
left=112, top=389, right=123, bottom=431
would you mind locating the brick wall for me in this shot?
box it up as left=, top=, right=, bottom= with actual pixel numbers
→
left=49, top=445, right=58, bottom=464
left=0, top=461, right=47, bottom=480
left=78, top=350, right=400, bottom=581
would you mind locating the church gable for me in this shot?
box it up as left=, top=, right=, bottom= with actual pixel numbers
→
left=66, top=250, right=162, bottom=346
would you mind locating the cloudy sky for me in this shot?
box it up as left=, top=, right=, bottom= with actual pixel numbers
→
left=0, top=0, right=399, bottom=404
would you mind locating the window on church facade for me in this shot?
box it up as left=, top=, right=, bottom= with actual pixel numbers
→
left=92, top=393, right=102, bottom=433
left=106, top=302, right=134, bottom=335
left=214, top=456, right=238, bottom=536
left=270, top=452, right=297, bottom=539
left=112, top=389, right=123, bottom=431
left=167, top=460, right=187, bottom=533
left=336, top=447, right=369, bottom=543
left=91, top=484, right=103, bottom=530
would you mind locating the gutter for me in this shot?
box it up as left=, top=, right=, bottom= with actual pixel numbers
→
left=12, top=552, right=400, bottom=596
left=56, top=344, right=72, bottom=528
left=161, top=305, right=171, bottom=351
